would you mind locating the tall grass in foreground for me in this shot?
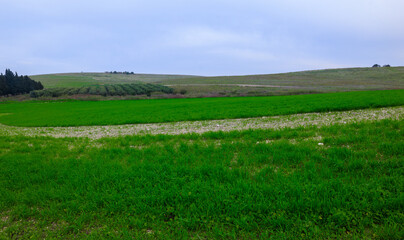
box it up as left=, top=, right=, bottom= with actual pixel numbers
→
left=0, top=90, right=403, bottom=127
left=0, top=120, right=403, bottom=239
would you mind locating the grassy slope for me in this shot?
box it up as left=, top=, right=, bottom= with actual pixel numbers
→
left=157, top=67, right=404, bottom=89
left=0, top=90, right=403, bottom=127
left=157, top=67, right=404, bottom=97
left=0, top=120, right=403, bottom=239
left=30, top=73, right=200, bottom=88
left=30, top=67, right=404, bottom=93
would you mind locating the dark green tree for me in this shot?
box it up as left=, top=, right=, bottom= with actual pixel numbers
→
left=0, top=69, right=44, bottom=96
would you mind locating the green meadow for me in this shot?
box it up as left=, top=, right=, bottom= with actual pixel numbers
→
left=1, top=90, right=403, bottom=127
left=0, top=120, right=403, bottom=239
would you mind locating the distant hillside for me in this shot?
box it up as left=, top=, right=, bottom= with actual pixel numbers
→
left=30, top=67, right=404, bottom=98
left=30, top=72, right=201, bottom=88
left=157, top=67, right=404, bottom=88
left=154, top=67, right=404, bottom=97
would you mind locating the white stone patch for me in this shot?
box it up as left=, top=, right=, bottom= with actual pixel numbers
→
left=0, top=106, right=402, bottom=139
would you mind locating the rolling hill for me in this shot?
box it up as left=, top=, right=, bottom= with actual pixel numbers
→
left=30, top=67, right=404, bottom=97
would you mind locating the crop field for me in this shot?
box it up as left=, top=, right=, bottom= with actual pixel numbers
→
left=1, top=88, right=403, bottom=239
left=1, top=106, right=402, bottom=139
left=0, top=114, right=403, bottom=239
left=28, top=67, right=404, bottom=98
left=29, top=84, right=174, bottom=98
left=0, top=90, right=403, bottom=127
left=30, top=73, right=200, bottom=88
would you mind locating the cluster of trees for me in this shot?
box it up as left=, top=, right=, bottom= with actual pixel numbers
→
left=372, top=64, right=390, bottom=68
left=0, top=69, right=43, bottom=96
left=105, top=71, right=135, bottom=75
left=30, top=83, right=174, bottom=98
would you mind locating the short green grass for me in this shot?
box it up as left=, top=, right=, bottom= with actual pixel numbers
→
left=0, top=90, right=403, bottom=127
left=0, top=120, right=403, bottom=239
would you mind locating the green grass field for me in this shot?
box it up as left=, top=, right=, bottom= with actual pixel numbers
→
left=1, top=72, right=403, bottom=238
left=1, top=120, right=403, bottom=239
left=0, top=90, right=403, bottom=127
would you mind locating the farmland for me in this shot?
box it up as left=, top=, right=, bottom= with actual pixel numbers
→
left=30, top=73, right=200, bottom=88
left=29, top=84, right=174, bottom=98
left=159, top=67, right=404, bottom=97
left=0, top=90, right=403, bottom=127
left=3, top=0, right=404, bottom=238
left=1, top=71, right=404, bottom=238
left=28, top=67, right=404, bottom=98
left=0, top=113, right=403, bottom=239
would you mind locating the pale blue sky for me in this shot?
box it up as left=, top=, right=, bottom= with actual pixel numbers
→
left=1, top=0, right=403, bottom=76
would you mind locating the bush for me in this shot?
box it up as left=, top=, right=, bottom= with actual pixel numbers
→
left=98, top=86, right=108, bottom=96
left=88, top=86, right=98, bottom=95
left=106, top=85, right=117, bottom=96
left=78, top=87, right=89, bottom=94
left=114, top=84, right=126, bottom=96
left=121, top=84, right=136, bottom=95
left=30, top=90, right=42, bottom=98
left=68, top=88, right=80, bottom=95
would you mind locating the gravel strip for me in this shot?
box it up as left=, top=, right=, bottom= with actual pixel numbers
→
left=0, top=106, right=402, bottom=139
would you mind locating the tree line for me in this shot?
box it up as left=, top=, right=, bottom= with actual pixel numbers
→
left=105, top=71, right=135, bottom=75
left=372, top=64, right=390, bottom=68
left=0, top=69, right=44, bottom=96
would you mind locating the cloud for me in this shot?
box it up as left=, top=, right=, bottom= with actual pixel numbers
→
left=210, top=49, right=275, bottom=62
left=0, top=0, right=403, bottom=75
left=263, top=0, right=404, bottom=39
left=164, top=26, right=265, bottom=48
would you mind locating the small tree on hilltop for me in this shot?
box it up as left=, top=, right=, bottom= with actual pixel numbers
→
left=372, top=64, right=381, bottom=68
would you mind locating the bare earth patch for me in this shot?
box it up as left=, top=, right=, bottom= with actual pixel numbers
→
left=0, top=106, right=402, bottom=139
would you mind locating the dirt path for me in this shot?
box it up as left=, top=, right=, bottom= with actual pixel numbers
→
left=0, top=107, right=402, bottom=139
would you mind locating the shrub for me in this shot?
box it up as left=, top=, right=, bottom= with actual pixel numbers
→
left=114, top=84, right=126, bottom=96
left=98, top=85, right=108, bottom=96
left=121, top=84, right=136, bottom=95
left=78, top=87, right=90, bottom=94
left=106, top=85, right=117, bottom=96
left=88, top=86, right=98, bottom=95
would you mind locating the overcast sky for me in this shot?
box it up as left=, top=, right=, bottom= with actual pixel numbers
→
left=1, top=0, right=403, bottom=76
